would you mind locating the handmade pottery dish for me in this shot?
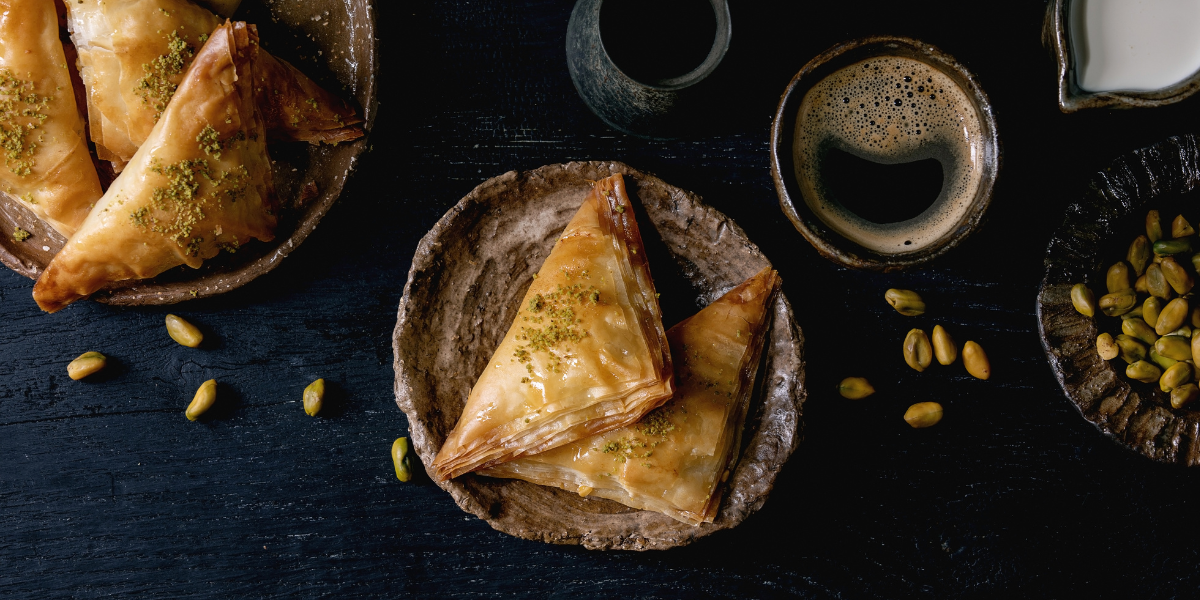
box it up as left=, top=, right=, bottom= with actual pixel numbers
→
left=0, top=0, right=377, bottom=306
left=770, top=36, right=999, bottom=271
left=392, top=161, right=805, bottom=550
left=1045, top=0, right=1200, bottom=112
left=1038, top=134, right=1200, bottom=465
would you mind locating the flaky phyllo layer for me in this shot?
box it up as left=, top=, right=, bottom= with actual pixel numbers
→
left=432, top=174, right=675, bottom=481
left=0, top=0, right=103, bottom=236
left=65, top=0, right=362, bottom=165
left=33, top=21, right=275, bottom=312
left=481, top=267, right=780, bottom=525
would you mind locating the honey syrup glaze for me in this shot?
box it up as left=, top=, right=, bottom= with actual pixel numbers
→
left=793, top=56, right=985, bottom=255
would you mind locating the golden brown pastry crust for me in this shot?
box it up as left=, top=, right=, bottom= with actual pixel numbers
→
left=33, top=20, right=275, bottom=312
left=0, top=0, right=103, bottom=236
left=432, top=174, right=674, bottom=481
left=481, top=267, right=781, bottom=525
left=65, top=0, right=362, bottom=163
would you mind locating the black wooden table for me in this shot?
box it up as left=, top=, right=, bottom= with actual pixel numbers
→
left=5, top=1, right=1200, bottom=597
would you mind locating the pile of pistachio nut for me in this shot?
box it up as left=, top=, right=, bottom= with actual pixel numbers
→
left=1072, top=210, right=1200, bottom=409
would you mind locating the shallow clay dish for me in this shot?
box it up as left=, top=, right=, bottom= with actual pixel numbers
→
left=393, top=161, right=805, bottom=550
left=1038, top=134, right=1200, bottom=465
left=1044, top=0, right=1200, bottom=112
left=0, top=0, right=377, bottom=306
left=770, top=36, right=1000, bottom=272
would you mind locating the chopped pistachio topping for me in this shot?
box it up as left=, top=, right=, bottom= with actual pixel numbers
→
left=196, top=125, right=222, bottom=159
left=129, top=149, right=250, bottom=256
left=136, top=31, right=195, bottom=120
left=0, top=69, right=52, bottom=176
left=513, top=283, right=600, bottom=375
left=11, top=226, right=30, bottom=241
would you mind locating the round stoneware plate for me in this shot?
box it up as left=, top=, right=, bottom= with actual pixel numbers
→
left=1038, top=134, right=1200, bottom=465
left=0, top=0, right=377, bottom=306
left=393, top=161, right=806, bottom=550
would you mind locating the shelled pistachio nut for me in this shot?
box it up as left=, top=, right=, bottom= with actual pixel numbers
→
left=1160, top=257, right=1195, bottom=295
left=837, top=377, right=875, bottom=399
left=67, top=351, right=107, bottom=380
left=1192, top=307, right=1200, bottom=328
left=1142, top=210, right=1161, bottom=240
left=903, top=329, right=933, bottom=372
left=1153, top=238, right=1192, bottom=256
left=1146, top=263, right=1173, bottom=300
left=1096, top=333, right=1119, bottom=360
left=1099, top=289, right=1137, bottom=317
left=962, top=341, right=990, bottom=380
left=1169, top=325, right=1193, bottom=338
left=1173, top=214, right=1195, bottom=238
left=1161, top=362, right=1193, bottom=392
left=1147, top=210, right=1163, bottom=242
left=1106, top=262, right=1132, bottom=293
left=1171, top=383, right=1200, bottom=409
left=1128, top=235, right=1151, bottom=276
left=1115, top=335, right=1147, bottom=364
left=1135, top=273, right=1150, bottom=293
left=1156, top=298, right=1190, bottom=335
left=885, top=289, right=925, bottom=316
left=186, top=379, right=217, bottom=421
left=1149, top=348, right=1179, bottom=370
left=165, top=314, right=203, bottom=348
left=392, top=437, right=414, bottom=482
left=1191, top=253, right=1200, bottom=275
left=1070, top=284, right=1096, bottom=317
left=303, top=378, right=326, bottom=416
left=1122, top=318, right=1159, bottom=346
left=1192, top=330, right=1200, bottom=368
left=1143, top=296, right=1164, bottom=328
left=1155, top=335, right=1194, bottom=362
left=903, top=402, right=943, bottom=428
left=932, top=325, right=957, bottom=365
left=1127, top=360, right=1162, bottom=383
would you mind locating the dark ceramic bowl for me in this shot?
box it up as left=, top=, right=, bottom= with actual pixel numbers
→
left=770, top=36, right=1000, bottom=271
left=566, top=0, right=731, bottom=138
left=1038, top=134, right=1200, bottom=465
left=393, top=161, right=805, bottom=550
left=1045, top=0, right=1200, bottom=112
left=0, top=0, right=377, bottom=306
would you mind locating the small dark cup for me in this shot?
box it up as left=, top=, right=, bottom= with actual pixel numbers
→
left=769, top=36, right=1000, bottom=271
left=566, top=0, right=731, bottom=139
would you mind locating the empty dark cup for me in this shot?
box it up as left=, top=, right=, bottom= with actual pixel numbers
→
left=566, top=0, right=731, bottom=138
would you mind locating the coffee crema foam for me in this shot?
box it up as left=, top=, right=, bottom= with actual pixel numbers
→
left=793, top=56, right=984, bottom=254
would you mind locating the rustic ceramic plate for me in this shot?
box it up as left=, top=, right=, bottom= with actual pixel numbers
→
left=392, top=161, right=806, bottom=550
left=1038, top=134, right=1200, bottom=465
left=0, top=0, right=378, bottom=306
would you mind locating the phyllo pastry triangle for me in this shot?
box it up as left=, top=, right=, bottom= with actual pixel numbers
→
left=480, top=267, right=781, bottom=525
left=65, top=0, right=362, bottom=165
left=33, top=20, right=275, bottom=313
left=0, top=0, right=103, bottom=236
left=432, top=173, right=675, bottom=481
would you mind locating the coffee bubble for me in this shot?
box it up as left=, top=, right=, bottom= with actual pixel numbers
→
left=793, top=56, right=985, bottom=254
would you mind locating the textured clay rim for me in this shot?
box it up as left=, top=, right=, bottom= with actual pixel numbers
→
left=1045, top=0, right=1200, bottom=113
left=1037, top=134, right=1200, bottom=465
left=769, top=35, right=1001, bottom=272
left=392, top=161, right=806, bottom=550
left=0, top=0, right=378, bottom=306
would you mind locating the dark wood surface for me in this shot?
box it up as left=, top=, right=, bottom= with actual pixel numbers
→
left=5, top=1, right=1200, bottom=597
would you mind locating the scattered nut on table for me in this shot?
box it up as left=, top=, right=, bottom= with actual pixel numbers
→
left=67, top=352, right=107, bottom=380
left=165, top=314, right=204, bottom=348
